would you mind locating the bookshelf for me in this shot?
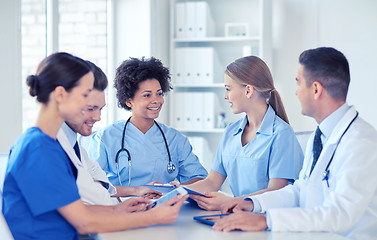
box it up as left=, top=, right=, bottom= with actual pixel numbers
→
left=168, top=0, right=272, bottom=175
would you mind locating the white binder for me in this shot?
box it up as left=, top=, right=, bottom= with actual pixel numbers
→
left=183, top=92, right=193, bottom=128
left=191, top=92, right=203, bottom=128
left=185, top=47, right=195, bottom=84
left=188, top=47, right=201, bottom=84
left=173, top=92, right=185, bottom=129
left=198, top=47, right=214, bottom=84
left=175, top=2, right=186, bottom=38
left=203, top=92, right=216, bottom=129
left=195, top=1, right=214, bottom=38
left=174, top=48, right=186, bottom=84
left=185, top=2, right=196, bottom=38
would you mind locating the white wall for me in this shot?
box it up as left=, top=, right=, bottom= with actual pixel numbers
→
left=107, top=0, right=152, bottom=123
left=273, top=0, right=377, bottom=131
left=109, top=0, right=169, bottom=124
left=0, top=0, right=22, bottom=153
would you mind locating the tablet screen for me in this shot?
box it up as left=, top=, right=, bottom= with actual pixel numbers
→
left=193, top=214, right=230, bottom=226
left=182, top=187, right=206, bottom=197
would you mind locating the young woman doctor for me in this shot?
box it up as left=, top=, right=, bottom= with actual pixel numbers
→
left=2, top=52, right=187, bottom=240
left=187, top=56, right=304, bottom=210
left=87, top=57, right=208, bottom=187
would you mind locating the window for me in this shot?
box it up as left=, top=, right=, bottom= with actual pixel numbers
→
left=21, top=0, right=109, bottom=131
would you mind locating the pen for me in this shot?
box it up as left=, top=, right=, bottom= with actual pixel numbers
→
left=153, top=183, right=173, bottom=187
left=322, top=170, right=330, bottom=188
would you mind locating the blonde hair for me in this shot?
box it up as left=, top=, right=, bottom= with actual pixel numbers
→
left=225, top=56, right=289, bottom=124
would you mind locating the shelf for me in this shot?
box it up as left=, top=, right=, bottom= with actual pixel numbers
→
left=168, top=0, right=272, bottom=170
left=176, top=128, right=225, bottom=133
left=173, top=36, right=261, bottom=43
left=173, top=83, right=224, bottom=88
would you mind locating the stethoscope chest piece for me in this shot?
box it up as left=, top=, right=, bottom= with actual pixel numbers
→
left=167, top=162, right=176, bottom=174
left=116, top=117, right=176, bottom=185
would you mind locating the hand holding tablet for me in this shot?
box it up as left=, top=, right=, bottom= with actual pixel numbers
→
left=143, top=184, right=207, bottom=198
left=151, top=187, right=188, bottom=208
left=182, top=187, right=206, bottom=197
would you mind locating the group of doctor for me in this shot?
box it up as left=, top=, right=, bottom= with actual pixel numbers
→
left=2, top=46, right=377, bottom=240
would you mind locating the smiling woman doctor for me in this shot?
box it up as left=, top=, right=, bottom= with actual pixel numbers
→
left=88, top=57, right=208, bottom=186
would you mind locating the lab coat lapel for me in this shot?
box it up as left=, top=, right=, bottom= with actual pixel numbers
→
left=57, top=128, right=83, bottom=168
left=305, top=106, right=358, bottom=207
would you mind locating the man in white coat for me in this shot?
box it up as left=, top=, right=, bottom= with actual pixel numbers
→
left=57, top=61, right=160, bottom=206
left=215, top=47, right=377, bottom=240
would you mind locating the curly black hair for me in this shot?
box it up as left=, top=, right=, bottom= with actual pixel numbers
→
left=114, top=57, right=172, bottom=110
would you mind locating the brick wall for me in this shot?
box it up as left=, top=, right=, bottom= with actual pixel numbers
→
left=21, top=0, right=46, bottom=131
left=21, top=0, right=108, bottom=130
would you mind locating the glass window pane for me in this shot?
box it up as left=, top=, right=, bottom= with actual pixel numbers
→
left=59, top=0, right=108, bottom=130
left=21, top=0, right=109, bottom=132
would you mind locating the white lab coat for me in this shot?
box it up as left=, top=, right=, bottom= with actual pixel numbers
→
left=253, top=106, right=377, bottom=240
left=57, top=129, right=119, bottom=206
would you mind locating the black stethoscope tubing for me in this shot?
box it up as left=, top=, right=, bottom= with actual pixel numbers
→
left=322, top=111, right=359, bottom=186
left=114, top=117, right=175, bottom=186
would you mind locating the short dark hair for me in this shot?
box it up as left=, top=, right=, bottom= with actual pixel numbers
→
left=26, top=52, right=92, bottom=103
left=114, top=57, right=172, bottom=110
left=299, top=47, right=350, bottom=101
left=86, top=61, right=108, bottom=91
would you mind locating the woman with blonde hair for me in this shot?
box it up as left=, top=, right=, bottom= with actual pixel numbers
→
left=187, top=56, right=303, bottom=211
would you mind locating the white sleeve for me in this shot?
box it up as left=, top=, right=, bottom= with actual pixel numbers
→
left=252, top=182, right=301, bottom=211
left=263, top=126, right=377, bottom=235
left=81, top=149, right=117, bottom=196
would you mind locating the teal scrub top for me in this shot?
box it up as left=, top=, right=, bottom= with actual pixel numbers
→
left=87, top=121, right=208, bottom=186
left=212, top=106, right=304, bottom=197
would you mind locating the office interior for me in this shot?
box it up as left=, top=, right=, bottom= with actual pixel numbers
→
left=1, top=0, right=377, bottom=163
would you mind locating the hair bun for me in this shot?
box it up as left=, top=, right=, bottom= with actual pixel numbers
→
left=26, top=75, right=40, bottom=97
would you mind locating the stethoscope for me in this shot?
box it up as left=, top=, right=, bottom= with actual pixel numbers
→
left=114, top=117, right=175, bottom=186
left=321, top=112, right=359, bottom=187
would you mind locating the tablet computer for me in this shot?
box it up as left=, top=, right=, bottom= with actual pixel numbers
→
left=182, top=187, right=206, bottom=197
left=193, top=214, right=230, bottom=226
left=143, top=185, right=206, bottom=197
left=142, top=184, right=176, bottom=195
left=151, top=187, right=188, bottom=208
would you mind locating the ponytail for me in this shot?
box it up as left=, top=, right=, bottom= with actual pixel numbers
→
left=268, top=90, right=289, bottom=124
left=226, top=55, right=290, bottom=124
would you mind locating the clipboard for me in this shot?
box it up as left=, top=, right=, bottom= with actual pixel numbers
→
left=193, top=214, right=230, bottom=226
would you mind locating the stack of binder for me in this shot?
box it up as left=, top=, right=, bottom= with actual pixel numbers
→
left=172, top=92, right=218, bottom=129
left=175, top=1, right=214, bottom=39
left=174, top=47, right=219, bottom=85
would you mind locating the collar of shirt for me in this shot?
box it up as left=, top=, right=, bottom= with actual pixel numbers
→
left=318, top=102, right=350, bottom=145
left=233, top=105, right=275, bottom=136
left=61, top=122, right=78, bottom=149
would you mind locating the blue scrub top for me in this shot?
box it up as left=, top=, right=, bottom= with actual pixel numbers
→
left=87, top=121, right=208, bottom=186
left=2, top=127, right=80, bottom=240
left=212, top=106, right=304, bottom=197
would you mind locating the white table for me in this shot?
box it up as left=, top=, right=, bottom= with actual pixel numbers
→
left=96, top=202, right=348, bottom=240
